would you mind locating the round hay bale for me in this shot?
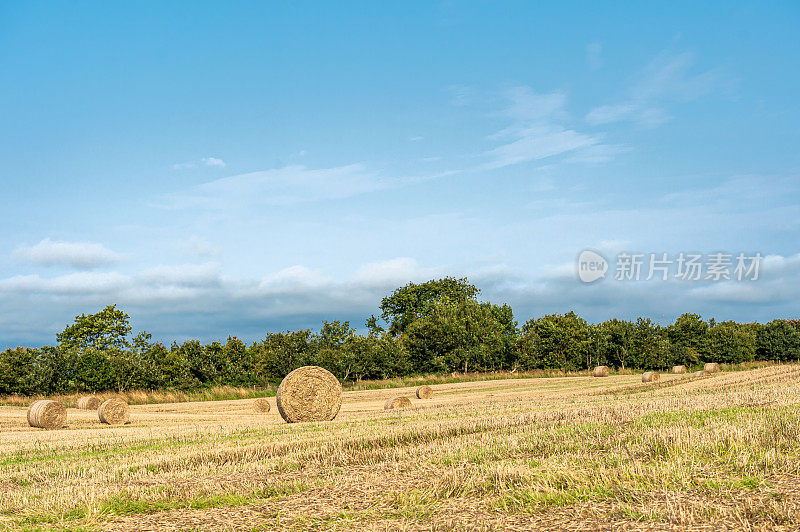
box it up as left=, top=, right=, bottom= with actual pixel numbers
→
left=416, top=385, right=433, bottom=399
left=27, top=400, right=66, bottom=429
left=671, top=365, right=687, bottom=374
left=384, top=396, right=412, bottom=410
left=593, top=366, right=610, bottom=377
left=642, top=371, right=660, bottom=383
left=276, top=366, right=342, bottom=423
left=704, top=362, right=720, bottom=373
left=253, top=398, right=271, bottom=413
left=98, top=398, right=130, bottom=425
left=76, top=395, right=101, bottom=410
left=693, top=370, right=711, bottom=377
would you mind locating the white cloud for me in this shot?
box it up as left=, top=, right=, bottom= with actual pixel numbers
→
left=159, top=164, right=451, bottom=210
left=138, top=263, right=222, bottom=288
left=0, top=272, right=129, bottom=294
left=483, top=125, right=599, bottom=169
left=586, top=103, right=670, bottom=127
left=481, top=87, right=623, bottom=169
left=172, top=156, right=227, bottom=170
left=352, top=257, right=441, bottom=288
left=12, top=239, right=121, bottom=269
left=201, top=157, right=226, bottom=168
left=180, top=236, right=221, bottom=257
left=586, top=50, right=727, bottom=127
left=258, top=265, right=333, bottom=294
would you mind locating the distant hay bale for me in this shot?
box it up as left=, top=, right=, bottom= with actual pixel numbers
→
left=98, top=398, right=130, bottom=425
left=593, top=366, right=610, bottom=377
left=76, top=395, right=101, bottom=410
left=276, top=366, right=342, bottom=423
left=693, top=370, right=711, bottom=377
left=671, top=365, right=687, bottom=374
left=642, top=371, right=660, bottom=383
left=384, top=396, right=412, bottom=410
left=253, top=398, right=271, bottom=413
left=416, top=385, right=433, bottom=399
left=27, top=400, right=66, bottom=429
left=704, top=362, right=720, bottom=373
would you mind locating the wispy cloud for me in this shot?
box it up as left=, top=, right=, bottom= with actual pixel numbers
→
left=201, top=157, right=226, bottom=168
left=481, top=87, right=622, bottom=169
left=586, top=50, right=727, bottom=127
left=12, top=239, right=121, bottom=269
left=172, top=157, right=227, bottom=170
left=158, top=164, right=454, bottom=210
left=179, top=236, right=222, bottom=257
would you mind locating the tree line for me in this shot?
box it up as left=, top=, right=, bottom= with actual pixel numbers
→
left=1, top=277, right=798, bottom=395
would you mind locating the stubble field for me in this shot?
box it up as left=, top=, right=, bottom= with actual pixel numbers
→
left=1, top=365, right=799, bottom=531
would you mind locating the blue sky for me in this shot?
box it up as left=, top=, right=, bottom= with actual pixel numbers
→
left=1, top=1, right=799, bottom=348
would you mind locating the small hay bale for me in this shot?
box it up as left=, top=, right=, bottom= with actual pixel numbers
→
left=276, top=366, right=342, bottom=423
left=593, top=366, right=610, bottom=377
left=27, top=400, right=66, bottom=429
left=671, top=365, right=687, bottom=374
left=98, top=398, right=130, bottom=425
left=384, top=397, right=412, bottom=410
left=253, top=398, right=271, bottom=413
left=77, top=395, right=101, bottom=410
left=416, top=385, right=433, bottom=399
left=693, top=370, right=711, bottom=377
left=642, top=371, right=660, bottom=383
left=704, top=362, right=720, bottom=373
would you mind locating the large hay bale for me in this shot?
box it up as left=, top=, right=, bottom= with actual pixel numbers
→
left=671, top=365, right=686, bottom=374
left=276, top=366, right=342, bottom=423
left=416, top=385, right=433, bottom=399
left=253, top=398, right=271, bottom=413
left=704, top=362, right=720, bottom=373
left=77, top=395, right=101, bottom=410
left=384, top=396, right=412, bottom=410
left=593, top=366, right=610, bottom=377
left=98, top=398, right=130, bottom=425
left=641, top=371, right=660, bottom=383
left=693, top=370, right=711, bottom=377
left=27, top=400, right=66, bottom=429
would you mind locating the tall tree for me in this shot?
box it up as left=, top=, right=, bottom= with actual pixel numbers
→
left=56, top=305, right=133, bottom=352
left=378, top=277, right=480, bottom=336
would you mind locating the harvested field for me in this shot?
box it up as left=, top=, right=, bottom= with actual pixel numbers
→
left=1, top=364, right=800, bottom=531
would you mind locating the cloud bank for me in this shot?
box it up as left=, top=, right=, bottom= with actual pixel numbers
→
left=12, top=239, right=121, bottom=270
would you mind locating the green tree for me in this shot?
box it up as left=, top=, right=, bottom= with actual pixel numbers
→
left=667, top=313, right=708, bottom=366
left=518, top=312, right=592, bottom=371
left=403, top=298, right=506, bottom=373
left=56, top=305, right=133, bottom=352
left=701, top=321, right=756, bottom=364
left=593, top=319, right=634, bottom=369
left=251, top=330, right=314, bottom=383
left=756, top=320, right=800, bottom=361
left=379, top=277, right=480, bottom=336
left=630, top=318, right=671, bottom=369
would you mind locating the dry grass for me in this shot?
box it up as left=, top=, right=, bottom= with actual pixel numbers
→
left=0, top=385, right=275, bottom=409
left=1, top=364, right=799, bottom=530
